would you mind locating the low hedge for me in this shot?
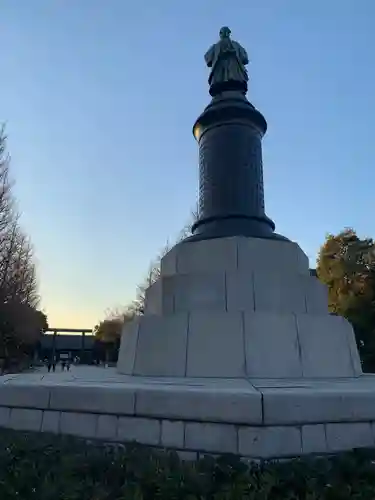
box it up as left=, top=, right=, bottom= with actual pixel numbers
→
left=2, top=429, right=375, bottom=499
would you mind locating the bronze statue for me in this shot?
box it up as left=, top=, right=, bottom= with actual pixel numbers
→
left=205, top=27, right=249, bottom=95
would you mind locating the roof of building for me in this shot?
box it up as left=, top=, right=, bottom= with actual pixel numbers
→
left=40, top=334, right=96, bottom=350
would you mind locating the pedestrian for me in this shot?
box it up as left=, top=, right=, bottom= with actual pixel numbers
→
left=47, top=363, right=51, bottom=373
left=66, top=361, right=70, bottom=371
left=61, top=361, right=65, bottom=371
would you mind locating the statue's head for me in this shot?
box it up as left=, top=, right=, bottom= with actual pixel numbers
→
left=219, top=26, right=231, bottom=39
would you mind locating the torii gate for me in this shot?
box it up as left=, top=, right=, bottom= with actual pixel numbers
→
left=44, top=328, right=94, bottom=361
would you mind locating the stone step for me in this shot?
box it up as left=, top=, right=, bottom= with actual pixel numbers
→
left=160, top=236, right=310, bottom=276
left=2, top=372, right=375, bottom=459
left=144, top=270, right=328, bottom=316
left=117, top=311, right=361, bottom=379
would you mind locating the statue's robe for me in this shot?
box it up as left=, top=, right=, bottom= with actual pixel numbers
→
left=205, top=39, right=249, bottom=87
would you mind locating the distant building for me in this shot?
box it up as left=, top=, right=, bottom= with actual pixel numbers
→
left=39, top=329, right=95, bottom=364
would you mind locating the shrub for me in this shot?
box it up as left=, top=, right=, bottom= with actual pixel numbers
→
left=1, top=429, right=375, bottom=499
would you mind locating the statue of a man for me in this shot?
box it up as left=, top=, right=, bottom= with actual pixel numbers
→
left=205, top=27, right=249, bottom=95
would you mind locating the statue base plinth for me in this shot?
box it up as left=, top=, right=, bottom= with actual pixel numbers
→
left=188, top=214, right=287, bottom=243
left=2, top=368, right=375, bottom=461
left=114, top=236, right=372, bottom=460
left=0, top=237, right=371, bottom=461
left=118, top=237, right=361, bottom=381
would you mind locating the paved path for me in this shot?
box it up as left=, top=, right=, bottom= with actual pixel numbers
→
left=3, top=364, right=375, bottom=391
left=0, top=365, right=128, bottom=386
left=0, top=364, right=259, bottom=389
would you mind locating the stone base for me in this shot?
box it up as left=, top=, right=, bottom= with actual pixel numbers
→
left=2, top=368, right=375, bottom=460
left=117, top=236, right=362, bottom=379
left=2, top=237, right=363, bottom=460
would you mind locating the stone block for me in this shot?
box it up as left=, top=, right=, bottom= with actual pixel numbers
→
left=244, top=312, right=302, bottom=378
left=238, top=238, right=310, bottom=275
left=296, top=314, right=357, bottom=377
left=186, top=311, right=245, bottom=377
left=262, top=387, right=336, bottom=425
left=226, top=271, right=255, bottom=312
left=41, top=411, right=60, bottom=434
left=0, top=407, right=10, bottom=427
left=135, top=382, right=262, bottom=424
left=305, top=277, right=329, bottom=314
left=162, top=237, right=310, bottom=278
left=96, top=414, right=118, bottom=440
left=117, top=319, right=140, bottom=375
left=176, top=238, right=238, bottom=274
left=144, top=279, right=174, bottom=315
left=173, top=273, right=226, bottom=313
left=160, top=245, right=178, bottom=276
left=133, top=314, right=188, bottom=377
left=301, top=424, right=327, bottom=454
left=117, top=416, right=160, bottom=445
left=326, top=422, right=374, bottom=452
left=295, top=244, right=310, bottom=274
left=342, top=316, right=362, bottom=376
left=185, top=422, right=237, bottom=453
left=60, top=412, right=97, bottom=438
left=9, top=408, right=43, bottom=432
left=144, top=272, right=228, bottom=315
left=144, top=280, right=161, bottom=315
left=0, top=385, right=49, bottom=409
left=262, top=381, right=375, bottom=425
left=161, top=420, right=184, bottom=448
left=253, top=271, right=306, bottom=314
left=238, top=426, right=302, bottom=458
left=49, top=385, right=135, bottom=415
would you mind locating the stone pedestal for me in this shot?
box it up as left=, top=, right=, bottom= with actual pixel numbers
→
left=114, top=235, right=375, bottom=460
left=0, top=237, right=372, bottom=461
left=117, top=237, right=361, bottom=380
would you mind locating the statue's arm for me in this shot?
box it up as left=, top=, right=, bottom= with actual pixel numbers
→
left=238, top=44, right=249, bottom=65
left=204, top=44, right=215, bottom=67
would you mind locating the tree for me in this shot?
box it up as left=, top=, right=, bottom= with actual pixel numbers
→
left=0, top=125, right=42, bottom=371
left=94, top=317, right=125, bottom=344
left=316, top=228, right=375, bottom=371
left=94, top=308, right=135, bottom=363
left=0, top=226, right=39, bottom=307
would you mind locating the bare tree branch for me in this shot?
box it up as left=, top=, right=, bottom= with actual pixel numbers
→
left=0, top=125, right=42, bottom=367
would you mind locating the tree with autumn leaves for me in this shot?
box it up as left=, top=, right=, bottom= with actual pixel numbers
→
left=0, top=126, right=47, bottom=371
left=317, top=228, right=375, bottom=372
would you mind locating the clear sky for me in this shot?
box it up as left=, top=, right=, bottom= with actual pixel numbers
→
left=1, top=1, right=374, bottom=329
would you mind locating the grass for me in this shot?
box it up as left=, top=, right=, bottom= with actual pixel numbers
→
left=1, top=429, right=375, bottom=499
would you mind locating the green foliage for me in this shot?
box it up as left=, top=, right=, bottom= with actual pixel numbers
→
left=94, top=317, right=124, bottom=344
left=93, top=310, right=135, bottom=363
left=3, top=429, right=375, bottom=499
left=316, top=228, right=375, bottom=371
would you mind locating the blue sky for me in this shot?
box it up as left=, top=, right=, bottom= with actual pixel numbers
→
left=1, top=1, right=374, bottom=329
